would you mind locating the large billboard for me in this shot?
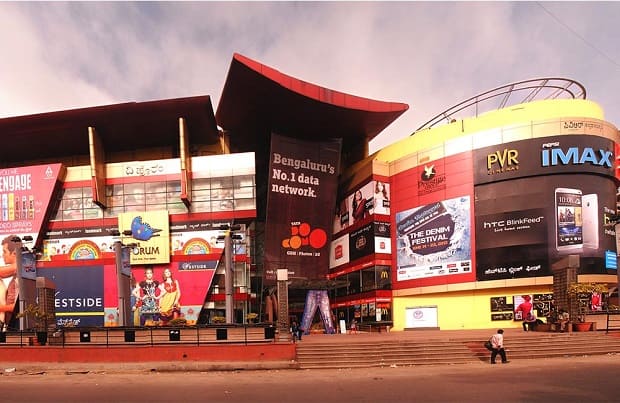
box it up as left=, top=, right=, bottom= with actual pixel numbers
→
left=38, top=261, right=216, bottom=327
left=395, top=195, right=472, bottom=281
left=474, top=134, right=617, bottom=281
left=475, top=135, right=615, bottom=185
left=0, top=163, right=65, bottom=248
left=475, top=174, right=616, bottom=280
left=333, top=180, right=391, bottom=234
left=264, top=133, right=341, bottom=282
left=0, top=163, right=65, bottom=323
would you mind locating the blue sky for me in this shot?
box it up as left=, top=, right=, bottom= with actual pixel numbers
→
left=1, top=2, right=619, bottom=153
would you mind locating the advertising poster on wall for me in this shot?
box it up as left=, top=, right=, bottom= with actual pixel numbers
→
left=475, top=173, right=616, bottom=281
left=0, top=163, right=65, bottom=248
left=474, top=135, right=617, bottom=281
left=374, top=222, right=391, bottom=254
left=264, top=133, right=341, bottom=283
left=474, top=135, right=615, bottom=186
left=404, top=306, right=438, bottom=328
left=38, top=266, right=105, bottom=327
left=333, top=180, right=391, bottom=233
left=395, top=195, right=472, bottom=281
left=128, top=263, right=216, bottom=326
left=349, top=223, right=374, bottom=262
left=329, top=233, right=350, bottom=269
left=118, top=210, right=171, bottom=264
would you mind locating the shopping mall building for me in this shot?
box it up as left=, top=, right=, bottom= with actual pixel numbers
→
left=1, top=53, right=618, bottom=331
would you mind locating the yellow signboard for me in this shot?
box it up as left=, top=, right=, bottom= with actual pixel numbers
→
left=118, top=210, right=170, bottom=264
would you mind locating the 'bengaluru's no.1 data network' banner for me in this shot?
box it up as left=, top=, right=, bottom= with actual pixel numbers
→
left=264, top=133, right=341, bottom=283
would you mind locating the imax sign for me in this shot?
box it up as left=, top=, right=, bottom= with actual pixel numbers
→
left=541, top=146, right=613, bottom=168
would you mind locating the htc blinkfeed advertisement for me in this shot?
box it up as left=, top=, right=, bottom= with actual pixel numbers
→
left=474, top=135, right=616, bottom=281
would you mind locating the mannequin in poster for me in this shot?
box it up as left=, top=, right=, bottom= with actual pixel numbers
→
left=158, top=268, right=181, bottom=324
left=351, top=190, right=368, bottom=223
left=133, top=266, right=161, bottom=326
left=373, top=181, right=390, bottom=215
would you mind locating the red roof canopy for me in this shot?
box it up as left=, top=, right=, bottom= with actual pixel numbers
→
left=0, top=96, right=219, bottom=166
left=216, top=53, right=409, bottom=144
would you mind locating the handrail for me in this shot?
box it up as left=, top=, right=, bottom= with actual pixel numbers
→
left=606, top=310, right=620, bottom=334
left=0, top=324, right=278, bottom=348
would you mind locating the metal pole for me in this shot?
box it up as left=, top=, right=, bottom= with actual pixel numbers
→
left=15, top=239, right=25, bottom=331
left=225, top=231, right=234, bottom=324
left=113, top=241, right=126, bottom=327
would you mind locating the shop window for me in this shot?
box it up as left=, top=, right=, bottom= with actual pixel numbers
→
left=144, top=181, right=166, bottom=193
left=348, top=271, right=361, bottom=295
left=233, top=175, right=254, bottom=188
left=191, top=189, right=211, bottom=202
left=167, top=202, right=188, bottom=214
left=361, top=267, right=376, bottom=292
left=104, top=207, right=123, bottom=218
left=233, top=198, right=255, bottom=210
left=189, top=201, right=211, bottom=213
left=192, top=178, right=210, bottom=190
left=377, top=265, right=391, bottom=290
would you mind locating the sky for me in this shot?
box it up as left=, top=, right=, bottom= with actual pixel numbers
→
left=1, top=2, right=619, bottom=154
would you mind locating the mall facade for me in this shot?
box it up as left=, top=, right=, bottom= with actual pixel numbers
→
left=1, top=54, right=617, bottom=331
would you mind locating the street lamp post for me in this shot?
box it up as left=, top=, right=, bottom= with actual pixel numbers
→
left=111, top=230, right=135, bottom=327
left=218, top=224, right=242, bottom=324
left=13, top=235, right=34, bottom=331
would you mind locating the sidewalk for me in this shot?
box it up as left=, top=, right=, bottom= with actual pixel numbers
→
left=0, top=327, right=601, bottom=374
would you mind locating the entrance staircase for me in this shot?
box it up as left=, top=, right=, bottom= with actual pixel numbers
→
left=295, top=331, right=620, bottom=369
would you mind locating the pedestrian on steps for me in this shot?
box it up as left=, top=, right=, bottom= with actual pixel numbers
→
left=490, top=329, right=509, bottom=364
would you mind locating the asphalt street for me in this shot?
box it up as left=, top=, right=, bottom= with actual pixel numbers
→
left=1, top=354, right=618, bottom=402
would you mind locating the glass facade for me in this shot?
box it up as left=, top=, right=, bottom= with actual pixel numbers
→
left=51, top=176, right=256, bottom=222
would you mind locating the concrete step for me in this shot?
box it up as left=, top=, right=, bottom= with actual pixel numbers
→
left=296, top=332, right=620, bottom=369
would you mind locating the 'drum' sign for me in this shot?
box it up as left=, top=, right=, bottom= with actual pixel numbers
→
left=263, top=133, right=341, bottom=283
left=118, top=210, right=170, bottom=264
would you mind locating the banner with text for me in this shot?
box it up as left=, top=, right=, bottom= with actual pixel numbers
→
left=264, top=133, right=341, bottom=283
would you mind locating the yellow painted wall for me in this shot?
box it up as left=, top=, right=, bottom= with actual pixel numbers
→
left=393, top=286, right=553, bottom=331
left=375, top=98, right=607, bottom=164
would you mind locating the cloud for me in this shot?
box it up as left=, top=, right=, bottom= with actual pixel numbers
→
left=1, top=2, right=618, bottom=153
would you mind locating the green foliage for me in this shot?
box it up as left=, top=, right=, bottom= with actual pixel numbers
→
left=211, top=316, right=226, bottom=324
left=16, top=303, right=55, bottom=329
left=167, top=318, right=188, bottom=326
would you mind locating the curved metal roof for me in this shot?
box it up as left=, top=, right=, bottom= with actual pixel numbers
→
left=415, top=78, right=586, bottom=132
left=216, top=53, right=409, bottom=142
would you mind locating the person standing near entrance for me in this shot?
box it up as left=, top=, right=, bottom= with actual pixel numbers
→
left=490, top=329, right=509, bottom=364
left=523, top=311, right=538, bottom=331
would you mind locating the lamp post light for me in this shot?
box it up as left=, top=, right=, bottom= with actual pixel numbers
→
left=111, top=230, right=136, bottom=326
left=12, top=235, right=34, bottom=331
left=217, top=224, right=242, bottom=324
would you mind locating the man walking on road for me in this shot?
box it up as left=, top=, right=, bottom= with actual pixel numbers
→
left=490, top=329, right=509, bottom=364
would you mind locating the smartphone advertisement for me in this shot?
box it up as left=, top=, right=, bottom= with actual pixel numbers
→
left=475, top=174, right=616, bottom=281
left=555, top=188, right=583, bottom=250
left=473, top=134, right=617, bottom=281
